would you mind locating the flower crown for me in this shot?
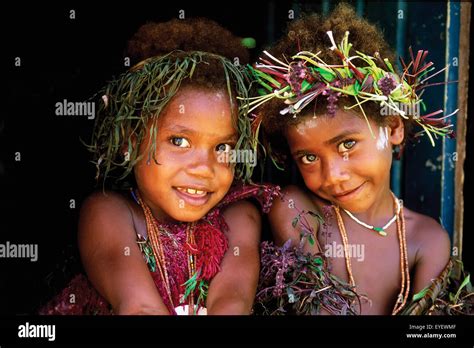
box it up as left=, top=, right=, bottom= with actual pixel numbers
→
left=246, top=31, right=457, bottom=146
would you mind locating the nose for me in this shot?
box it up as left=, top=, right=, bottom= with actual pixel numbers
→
left=321, top=156, right=350, bottom=187
left=186, top=148, right=215, bottom=179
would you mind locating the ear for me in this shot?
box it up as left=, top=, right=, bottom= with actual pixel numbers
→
left=387, top=116, right=404, bottom=146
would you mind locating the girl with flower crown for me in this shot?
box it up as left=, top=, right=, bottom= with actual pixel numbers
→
left=250, top=4, right=454, bottom=315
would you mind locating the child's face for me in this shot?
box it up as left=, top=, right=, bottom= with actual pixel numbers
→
left=134, top=87, right=237, bottom=222
left=285, top=109, right=404, bottom=212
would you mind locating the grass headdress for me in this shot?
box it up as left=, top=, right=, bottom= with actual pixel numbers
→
left=85, top=51, right=255, bottom=186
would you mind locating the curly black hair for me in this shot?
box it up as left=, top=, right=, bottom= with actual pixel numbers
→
left=126, top=18, right=249, bottom=91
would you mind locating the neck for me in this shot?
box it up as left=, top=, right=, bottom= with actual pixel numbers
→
left=345, top=184, right=396, bottom=227
left=136, top=188, right=176, bottom=224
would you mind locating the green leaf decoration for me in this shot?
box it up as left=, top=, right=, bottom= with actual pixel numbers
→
left=306, top=210, right=324, bottom=225
left=196, top=279, right=209, bottom=307
left=316, top=67, right=336, bottom=82
left=354, top=80, right=361, bottom=94
left=182, top=270, right=200, bottom=300
left=245, top=32, right=457, bottom=161
left=421, top=100, right=427, bottom=112
left=412, top=286, right=429, bottom=301
left=384, top=58, right=395, bottom=73
left=314, top=257, right=323, bottom=266
left=241, top=37, right=256, bottom=49
left=292, top=216, right=300, bottom=228
left=301, top=80, right=312, bottom=92
left=453, top=274, right=471, bottom=303
left=252, top=68, right=282, bottom=88
left=339, top=84, right=358, bottom=96
left=257, top=88, right=268, bottom=96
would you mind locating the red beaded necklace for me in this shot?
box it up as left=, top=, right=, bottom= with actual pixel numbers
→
left=134, top=190, right=198, bottom=315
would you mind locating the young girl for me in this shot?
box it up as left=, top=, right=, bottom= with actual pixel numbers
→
left=249, top=4, right=454, bottom=315
left=39, top=18, right=278, bottom=315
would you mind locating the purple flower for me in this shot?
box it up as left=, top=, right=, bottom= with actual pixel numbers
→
left=288, top=61, right=308, bottom=96
left=377, top=74, right=398, bottom=96
left=323, top=81, right=342, bottom=117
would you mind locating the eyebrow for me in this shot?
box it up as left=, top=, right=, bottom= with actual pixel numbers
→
left=291, top=129, right=361, bottom=157
left=292, top=149, right=311, bottom=157
left=323, top=129, right=361, bottom=145
left=166, top=125, right=238, bottom=142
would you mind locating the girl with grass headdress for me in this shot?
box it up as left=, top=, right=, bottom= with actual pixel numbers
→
left=251, top=4, right=457, bottom=315
left=39, top=18, right=279, bottom=315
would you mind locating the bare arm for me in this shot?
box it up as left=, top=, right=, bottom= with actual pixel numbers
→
left=205, top=200, right=261, bottom=315
left=268, top=185, right=321, bottom=254
left=78, top=191, right=169, bottom=315
left=412, top=217, right=451, bottom=293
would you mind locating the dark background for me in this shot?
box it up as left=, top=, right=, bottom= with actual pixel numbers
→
left=1, top=0, right=472, bottom=315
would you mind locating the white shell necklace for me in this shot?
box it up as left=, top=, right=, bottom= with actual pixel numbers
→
left=341, top=192, right=401, bottom=236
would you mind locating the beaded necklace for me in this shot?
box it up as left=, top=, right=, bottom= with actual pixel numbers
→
left=133, top=189, right=198, bottom=315
left=332, top=193, right=410, bottom=315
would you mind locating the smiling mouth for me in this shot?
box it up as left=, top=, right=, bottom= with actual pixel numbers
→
left=332, top=182, right=366, bottom=201
left=175, top=187, right=208, bottom=197
left=173, top=186, right=213, bottom=207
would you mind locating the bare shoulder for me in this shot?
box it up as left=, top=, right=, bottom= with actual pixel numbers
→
left=81, top=190, right=132, bottom=213
left=78, top=190, right=137, bottom=255
left=268, top=185, right=321, bottom=248
left=404, top=207, right=451, bottom=258
left=223, top=199, right=261, bottom=223
left=404, top=207, right=451, bottom=292
left=222, top=200, right=261, bottom=244
left=79, top=190, right=134, bottom=230
left=271, top=184, right=320, bottom=214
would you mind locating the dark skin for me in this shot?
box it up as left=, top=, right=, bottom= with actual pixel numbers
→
left=269, top=109, right=451, bottom=315
left=78, top=87, right=260, bottom=315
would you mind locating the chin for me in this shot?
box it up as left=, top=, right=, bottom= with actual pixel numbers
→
left=337, top=202, right=367, bottom=213
left=170, top=208, right=210, bottom=223
left=337, top=194, right=377, bottom=212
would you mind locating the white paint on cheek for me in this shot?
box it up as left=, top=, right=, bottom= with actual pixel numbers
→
left=376, top=126, right=389, bottom=150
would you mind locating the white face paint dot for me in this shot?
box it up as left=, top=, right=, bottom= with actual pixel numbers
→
left=214, top=91, right=224, bottom=100
left=296, top=118, right=318, bottom=135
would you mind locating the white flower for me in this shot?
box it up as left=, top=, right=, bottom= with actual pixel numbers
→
left=101, top=95, right=109, bottom=108
left=327, top=31, right=337, bottom=51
